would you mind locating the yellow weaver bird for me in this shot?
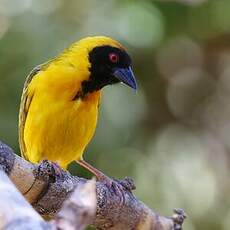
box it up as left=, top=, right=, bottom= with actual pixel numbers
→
left=19, top=36, right=137, bottom=181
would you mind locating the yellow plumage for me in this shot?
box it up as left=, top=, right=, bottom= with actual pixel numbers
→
left=19, top=36, right=124, bottom=169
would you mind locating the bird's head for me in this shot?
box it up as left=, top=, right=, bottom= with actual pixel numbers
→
left=72, top=36, right=137, bottom=96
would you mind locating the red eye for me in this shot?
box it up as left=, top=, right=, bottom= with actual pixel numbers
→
left=109, top=53, right=119, bottom=63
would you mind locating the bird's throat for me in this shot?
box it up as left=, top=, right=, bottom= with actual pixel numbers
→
left=72, top=80, right=99, bottom=100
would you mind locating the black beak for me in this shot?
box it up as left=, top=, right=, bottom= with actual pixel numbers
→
left=112, top=66, right=137, bottom=90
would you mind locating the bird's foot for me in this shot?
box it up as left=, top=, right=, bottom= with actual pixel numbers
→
left=50, top=162, right=63, bottom=177
left=99, top=176, right=136, bottom=204
left=76, top=159, right=136, bottom=203
left=172, top=208, right=187, bottom=230
left=35, top=160, right=64, bottom=183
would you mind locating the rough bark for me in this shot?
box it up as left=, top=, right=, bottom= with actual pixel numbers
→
left=54, top=179, right=96, bottom=230
left=0, top=141, right=186, bottom=230
left=0, top=166, right=96, bottom=230
left=0, top=169, right=49, bottom=230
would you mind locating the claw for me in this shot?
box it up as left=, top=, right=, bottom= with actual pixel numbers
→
left=51, top=162, right=63, bottom=177
left=100, top=176, right=133, bottom=204
left=35, top=160, right=63, bottom=183
left=172, top=208, right=187, bottom=230
left=119, top=177, right=136, bottom=191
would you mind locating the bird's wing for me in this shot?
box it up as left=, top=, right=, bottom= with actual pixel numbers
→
left=18, top=62, right=49, bottom=159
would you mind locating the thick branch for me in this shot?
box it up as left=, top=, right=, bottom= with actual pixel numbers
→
left=0, top=169, right=50, bottom=229
left=0, top=141, right=186, bottom=230
left=55, top=179, right=96, bottom=230
left=0, top=167, right=96, bottom=230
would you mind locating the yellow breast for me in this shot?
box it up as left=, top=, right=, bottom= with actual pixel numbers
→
left=23, top=63, right=101, bottom=169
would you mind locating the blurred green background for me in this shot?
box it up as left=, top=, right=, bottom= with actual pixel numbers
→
left=1, top=0, right=230, bottom=229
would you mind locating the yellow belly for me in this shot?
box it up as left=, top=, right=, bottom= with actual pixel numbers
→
left=24, top=91, right=100, bottom=169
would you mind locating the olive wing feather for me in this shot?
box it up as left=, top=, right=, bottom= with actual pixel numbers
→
left=18, top=63, right=49, bottom=159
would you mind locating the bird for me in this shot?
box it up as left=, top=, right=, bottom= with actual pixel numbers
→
left=19, top=36, right=137, bottom=183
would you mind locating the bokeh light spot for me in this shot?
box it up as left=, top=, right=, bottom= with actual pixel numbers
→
left=115, top=2, right=164, bottom=48
left=0, top=0, right=31, bottom=16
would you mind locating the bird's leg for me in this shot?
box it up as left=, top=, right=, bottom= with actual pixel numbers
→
left=77, top=159, right=107, bottom=180
left=76, top=159, right=135, bottom=203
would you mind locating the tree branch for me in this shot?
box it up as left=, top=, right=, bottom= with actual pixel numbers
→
left=55, top=179, right=96, bottom=230
left=0, top=141, right=186, bottom=230
left=0, top=169, right=49, bottom=230
left=0, top=166, right=96, bottom=229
